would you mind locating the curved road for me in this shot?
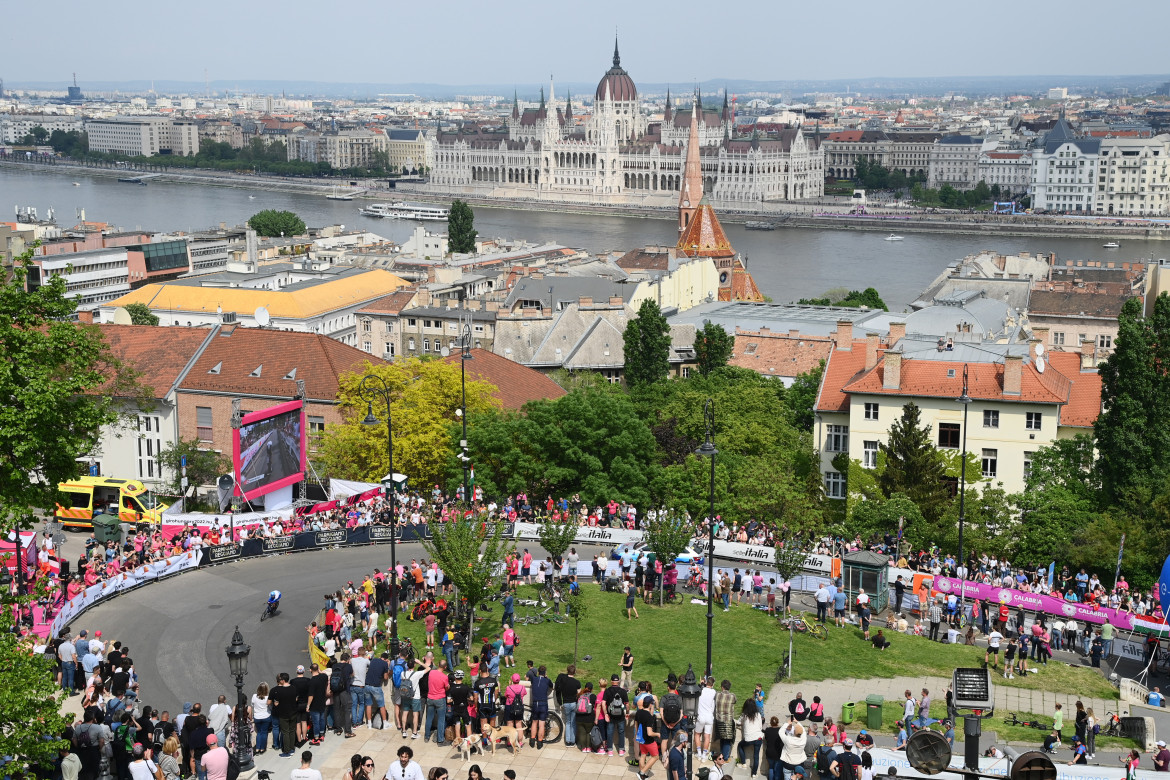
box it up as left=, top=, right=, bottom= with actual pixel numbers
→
left=79, top=541, right=599, bottom=712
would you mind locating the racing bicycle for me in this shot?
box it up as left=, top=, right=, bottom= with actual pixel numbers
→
left=260, top=600, right=279, bottom=621
left=1002, top=713, right=1051, bottom=729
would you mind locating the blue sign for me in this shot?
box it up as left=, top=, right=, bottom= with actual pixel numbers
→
left=181, top=455, right=187, bottom=469
left=1159, top=554, right=1170, bottom=618
left=89, top=463, right=98, bottom=476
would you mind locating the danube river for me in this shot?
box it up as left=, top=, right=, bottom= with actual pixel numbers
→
left=3, top=167, right=1165, bottom=309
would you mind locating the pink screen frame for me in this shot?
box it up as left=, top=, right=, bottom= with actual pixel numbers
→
left=232, top=399, right=307, bottom=501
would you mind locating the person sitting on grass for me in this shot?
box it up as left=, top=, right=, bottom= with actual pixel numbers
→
left=871, top=630, right=890, bottom=651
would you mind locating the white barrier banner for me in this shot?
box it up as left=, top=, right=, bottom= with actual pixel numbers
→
left=50, top=552, right=200, bottom=637
left=513, top=522, right=644, bottom=547
left=867, top=747, right=1151, bottom=780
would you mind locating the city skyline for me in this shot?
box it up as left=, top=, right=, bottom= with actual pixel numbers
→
left=7, top=0, right=1170, bottom=88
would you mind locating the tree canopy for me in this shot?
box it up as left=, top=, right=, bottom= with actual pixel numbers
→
left=158, top=438, right=230, bottom=504
left=124, top=301, right=159, bottom=326
left=316, top=358, right=499, bottom=489
left=796, top=287, right=888, bottom=311
left=447, top=200, right=477, bottom=254
left=878, top=402, right=951, bottom=521
left=247, top=209, right=306, bottom=237
left=622, top=298, right=671, bottom=387
left=693, top=322, right=734, bottom=376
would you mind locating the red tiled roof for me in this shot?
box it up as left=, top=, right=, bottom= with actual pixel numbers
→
left=827, top=131, right=864, bottom=142
left=815, top=342, right=869, bottom=413
left=729, top=331, right=832, bottom=378
left=677, top=203, right=734, bottom=258
left=1049, top=352, right=1102, bottom=427
left=95, top=324, right=212, bottom=398
left=179, top=327, right=385, bottom=401
left=358, top=288, right=418, bottom=315
left=440, top=349, right=566, bottom=410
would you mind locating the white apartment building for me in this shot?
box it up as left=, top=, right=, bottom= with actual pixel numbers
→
left=288, top=129, right=389, bottom=169
left=0, top=113, right=83, bottom=143
left=1029, top=119, right=1100, bottom=213
left=976, top=151, right=1032, bottom=196
left=814, top=320, right=1102, bottom=499
left=1094, top=134, right=1170, bottom=217
left=35, top=247, right=132, bottom=311
left=927, top=135, right=985, bottom=190
left=85, top=117, right=199, bottom=157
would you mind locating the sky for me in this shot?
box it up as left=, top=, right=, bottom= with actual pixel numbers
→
left=8, top=0, right=1170, bottom=88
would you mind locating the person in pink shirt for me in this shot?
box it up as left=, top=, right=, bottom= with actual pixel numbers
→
left=522, top=550, right=533, bottom=583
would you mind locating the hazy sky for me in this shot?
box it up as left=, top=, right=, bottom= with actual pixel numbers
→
left=10, top=0, right=1170, bottom=86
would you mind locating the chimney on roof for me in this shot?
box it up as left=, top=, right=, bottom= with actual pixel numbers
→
left=789, top=329, right=800, bottom=338
left=1004, top=354, right=1023, bottom=395
left=609, top=296, right=623, bottom=305
left=579, top=296, right=593, bottom=307
left=1032, top=325, right=1049, bottom=348
left=889, top=321, right=906, bottom=345
left=77, top=310, right=95, bottom=324
left=835, top=319, right=853, bottom=351
left=882, top=351, right=901, bottom=390
left=1029, top=337, right=1043, bottom=360
left=1080, top=337, right=1096, bottom=368
left=542, top=307, right=552, bottom=317
left=865, top=332, right=880, bottom=371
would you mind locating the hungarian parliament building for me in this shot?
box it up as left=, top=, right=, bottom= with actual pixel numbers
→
left=428, top=41, right=825, bottom=204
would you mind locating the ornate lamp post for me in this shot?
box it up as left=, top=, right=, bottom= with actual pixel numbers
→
left=694, top=399, right=718, bottom=678
left=458, top=324, right=473, bottom=504
left=225, top=626, right=253, bottom=771
left=956, top=364, right=972, bottom=623
left=679, top=664, right=702, bottom=779
left=360, top=374, right=401, bottom=658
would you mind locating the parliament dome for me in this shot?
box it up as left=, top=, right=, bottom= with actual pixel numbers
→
left=596, top=39, right=637, bottom=103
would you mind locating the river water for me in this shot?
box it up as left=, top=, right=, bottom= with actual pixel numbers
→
left=3, top=166, right=1165, bottom=310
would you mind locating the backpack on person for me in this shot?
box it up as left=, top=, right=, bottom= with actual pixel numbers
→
left=113, top=723, right=134, bottom=754
left=391, top=660, right=406, bottom=688
left=329, top=666, right=350, bottom=693
left=577, top=692, right=592, bottom=713
left=607, top=694, right=627, bottom=719
left=74, top=727, right=94, bottom=751
left=396, top=675, right=415, bottom=701
left=226, top=752, right=241, bottom=780
left=839, top=755, right=859, bottom=780
left=795, top=700, right=806, bottom=716
left=816, top=744, right=834, bottom=775
left=661, top=692, right=683, bottom=725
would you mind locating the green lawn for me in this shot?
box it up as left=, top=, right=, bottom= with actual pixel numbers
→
left=369, top=586, right=1118, bottom=705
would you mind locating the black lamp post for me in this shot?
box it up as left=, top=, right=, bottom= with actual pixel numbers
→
left=956, top=364, right=971, bottom=621
left=679, top=664, right=701, bottom=779
left=459, top=324, right=473, bottom=504
left=225, top=626, right=253, bottom=771
left=694, top=399, right=718, bottom=678
left=360, top=373, right=400, bottom=658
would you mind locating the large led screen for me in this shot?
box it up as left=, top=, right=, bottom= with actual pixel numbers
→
left=232, top=400, right=306, bottom=501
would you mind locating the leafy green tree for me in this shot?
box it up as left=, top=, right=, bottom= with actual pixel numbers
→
left=878, top=402, right=951, bottom=521
left=784, top=361, right=824, bottom=432
left=796, top=288, right=887, bottom=311
left=467, top=385, right=660, bottom=507
left=772, top=532, right=809, bottom=585
left=422, top=518, right=513, bottom=648
left=247, top=209, right=306, bottom=237
left=537, top=520, right=578, bottom=567
left=317, top=358, right=498, bottom=488
left=1095, top=295, right=1170, bottom=508
left=850, top=493, right=925, bottom=550
left=693, top=322, right=734, bottom=376
left=643, top=512, right=693, bottom=603
left=1013, top=486, right=1099, bottom=565
left=623, top=298, right=671, bottom=387
left=157, top=438, right=230, bottom=502
left=0, top=632, right=71, bottom=772
left=727, top=454, right=821, bottom=533
left=1026, top=434, right=1099, bottom=503
left=447, top=200, right=477, bottom=254
left=124, top=302, right=159, bottom=326
left=564, top=588, right=588, bottom=662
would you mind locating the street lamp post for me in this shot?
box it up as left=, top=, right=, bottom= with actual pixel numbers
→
left=694, top=399, right=718, bottom=678
left=459, top=324, right=473, bottom=504
left=956, top=364, right=972, bottom=624
left=360, top=374, right=401, bottom=658
left=225, top=626, right=253, bottom=771
left=679, top=664, right=702, bottom=779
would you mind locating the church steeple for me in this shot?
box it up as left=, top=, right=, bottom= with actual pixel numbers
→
left=511, top=90, right=519, bottom=120
left=613, top=35, right=621, bottom=69
left=565, top=90, right=573, bottom=120
left=539, top=86, right=545, bottom=117
left=722, top=89, right=730, bottom=122
left=679, top=89, right=704, bottom=233
left=664, top=89, right=672, bottom=123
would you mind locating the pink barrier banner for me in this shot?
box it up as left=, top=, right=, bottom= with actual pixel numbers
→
left=931, top=576, right=1135, bottom=630
left=160, top=521, right=265, bottom=541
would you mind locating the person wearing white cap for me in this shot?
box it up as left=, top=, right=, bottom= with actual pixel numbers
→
left=831, top=738, right=861, bottom=779
left=1153, top=740, right=1169, bottom=771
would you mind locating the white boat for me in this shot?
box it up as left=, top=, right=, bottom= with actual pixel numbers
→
left=359, top=201, right=450, bottom=221
left=885, top=234, right=904, bottom=241
left=72, top=182, right=81, bottom=186
left=1103, top=242, right=1120, bottom=249
left=248, top=195, right=256, bottom=200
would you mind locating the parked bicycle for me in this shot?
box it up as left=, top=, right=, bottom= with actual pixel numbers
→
left=780, top=612, right=827, bottom=639
left=523, top=704, right=563, bottom=742
left=1003, top=713, right=1050, bottom=730
left=774, top=653, right=792, bottom=683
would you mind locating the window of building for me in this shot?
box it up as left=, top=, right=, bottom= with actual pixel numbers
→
left=824, top=471, right=846, bottom=499
left=1023, top=451, right=1034, bottom=483
left=384, top=342, right=395, bottom=357
left=983, top=409, right=999, bottom=428
left=1079, top=333, right=1088, bottom=344
left=1052, top=332, right=1066, bottom=346
left=407, top=318, right=417, bottom=327
left=826, top=424, right=849, bottom=452
left=362, top=341, right=372, bottom=353
left=407, top=338, right=415, bottom=351
left=309, top=415, right=325, bottom=437
left=1026, top=412, right=1042, bottom=431
left=981, top=448, right=998, bottom=478
left=938, top=422, right=961, bottom=449
left=1097, top=334, right=1112, bottom=349
left=864, top=402, right=879, bottom=421
left=422, top=339, right=430, bottom=353
left=862, top=440, right=879, bottom=469
left=362, top=319, right=371, bottom=333
left=196, top=406, right=213, bottom=442
left=681, top=366, right=692, bottom=378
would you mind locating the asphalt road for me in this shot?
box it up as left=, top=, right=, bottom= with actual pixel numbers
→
left=75, top=541, right=594, bottom=713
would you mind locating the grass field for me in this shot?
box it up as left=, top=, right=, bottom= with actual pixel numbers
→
left=369, top=583, right=1119, bottom=705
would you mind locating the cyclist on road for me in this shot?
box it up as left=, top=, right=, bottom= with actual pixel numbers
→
left=267, top=590, right=282, bottom=616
